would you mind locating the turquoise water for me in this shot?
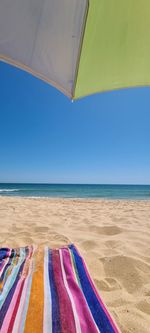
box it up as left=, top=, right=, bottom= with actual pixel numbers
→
left=0, top=183, right=150, bottom=199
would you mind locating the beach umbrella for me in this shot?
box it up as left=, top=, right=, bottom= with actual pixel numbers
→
left=0, top=0, right=150, bottom=99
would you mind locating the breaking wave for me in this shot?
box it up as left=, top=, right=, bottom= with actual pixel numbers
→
left=0, top=189, right=19, bottom=192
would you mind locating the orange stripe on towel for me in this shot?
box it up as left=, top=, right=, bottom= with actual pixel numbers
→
left=24, top=248, right=44, bottom=333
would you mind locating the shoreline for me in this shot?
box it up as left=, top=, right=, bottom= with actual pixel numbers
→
left=1, top=195, right=150, bottom=202
left=0, top=196, right=150, bottom=332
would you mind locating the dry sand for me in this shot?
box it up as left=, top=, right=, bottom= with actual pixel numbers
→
left=0, top=197, right=150, bottom=332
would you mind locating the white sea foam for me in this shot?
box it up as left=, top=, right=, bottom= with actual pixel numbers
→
left=0, top=189, right=19, bottom=192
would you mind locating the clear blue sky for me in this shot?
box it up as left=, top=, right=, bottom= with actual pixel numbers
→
left=0, top=61, right=150, bottom=184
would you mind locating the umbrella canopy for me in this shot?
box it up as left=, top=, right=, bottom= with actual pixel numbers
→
left=0, top=0, right=150, bottom=99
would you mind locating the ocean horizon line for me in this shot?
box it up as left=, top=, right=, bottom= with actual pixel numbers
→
left=0, top=182, right=150, bottom=186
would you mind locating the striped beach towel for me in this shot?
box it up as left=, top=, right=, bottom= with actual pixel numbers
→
left=0, top=245, right=121, bottom=333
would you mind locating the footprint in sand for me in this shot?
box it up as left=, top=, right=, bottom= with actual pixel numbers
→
left=11, top=223, right=23, bottom=232
left=100, top=255, right=150, bottom=294
left=81, top=240, right=96, bottom=250
left=33, top=226, right=50, bottom=233
left=42, top=233, right=70, bottom=245
left=94, top=277, right=121, bottom=291
left=53, top=233, right=70, bottom=243
left=105, top=240, right=122, bottom=249
left=89, top=225, right=122, bottom=236
left=137, top=300, right=150, bottom=315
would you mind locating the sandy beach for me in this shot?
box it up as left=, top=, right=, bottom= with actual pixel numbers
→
left=0, top=196, right=150, bottom=332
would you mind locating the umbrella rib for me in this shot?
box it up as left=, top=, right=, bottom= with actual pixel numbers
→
left=71, top=0, right=89, bottom=100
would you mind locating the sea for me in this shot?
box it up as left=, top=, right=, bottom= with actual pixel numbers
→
left=0, top=183, right=150, bottom=200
